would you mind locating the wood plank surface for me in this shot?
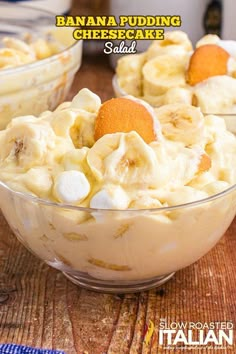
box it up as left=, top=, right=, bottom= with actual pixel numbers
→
left=0, top=53, right=235, bottom=353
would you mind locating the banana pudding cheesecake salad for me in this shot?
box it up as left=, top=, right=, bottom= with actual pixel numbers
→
left=0, top=88, right=235, bottom=289
left=0, top=34, right=65, bottom=69
left=115, top=30, right=236, bottom=126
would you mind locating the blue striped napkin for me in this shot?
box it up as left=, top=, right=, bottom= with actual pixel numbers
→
left=0, top=344, right=65, bottom=354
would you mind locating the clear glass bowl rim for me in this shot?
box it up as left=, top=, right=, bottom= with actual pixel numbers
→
left=112, top=74, right=128, bottom=96
left=0, top=179, right=235, bottom=214
left=0, top=1, right=81, bottom=77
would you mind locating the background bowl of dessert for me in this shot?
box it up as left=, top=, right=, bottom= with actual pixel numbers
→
left=0, top=2, right=82, bottom=130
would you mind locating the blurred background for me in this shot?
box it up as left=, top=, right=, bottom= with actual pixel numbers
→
left=70, top=0, right=233, bottom=67
left=70, top=0, right=234, bottom=42
left=4, top=1, right=234, bottom=41
left=2, top=0, right=235, bottom=61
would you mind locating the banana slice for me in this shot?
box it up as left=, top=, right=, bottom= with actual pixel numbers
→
left=70, top=110, right=96, bottom=148
left=193, top=75, right=236, bottom=114
left=87, top=131, right=161, bottom=188
left=62, top=147, right=95, bottom=186
left=54, top=102, right=71, bottom=112
left=63, top=147, right=89, bottom=172
left=51, top=106, right=96, bottom=148
left=20, top=167, right=53, bottom=197
left=155, top=104, right=205, bottom=145
left=204, top=115, right=227, bottom=140
left=0, top=120, right=56, bottom=169
left=204, top=127, right=236, bottom=184
left=163, top=186, right=208, bottom=206
left=147, top=43, right=188, bottom=60
left=188, top=171, right=216, bottom=190
left=71, top=88, right=101, bottom=113
left=7, top=115, right=38, bottom=128
left=0, top=48, right=33, bottom=69
left=142, top=94, right=166, bottom=107
left=30, top=38, right=52, bottom=59
left=90, top=185, right=130, bottom=209
left=0, top=37, right=35, bottom=68
left=3, top=37, right=35, bottom=58
left=53, top=170, right=90, bottom=204
left=117, top=53, right=146, bottom=77
left=129, top=194, right=163, bottom=209
left=146, top=31, right=193, bottom=60
left=51, top=110, right=77, bottom=138
left=142, top=88, right=192, bottom=107
left=142, top=54, right=189, bottom=96
left=38, top=110, right=53, bottom=121
left=151, top=140, right=211, bottom=187
left=204, top=113, right=236, bottom=146
left=202, top=181, right=230, bottom=195
left=116, top=53, right=146, bottom=96
left=52, top=90, right=98, bottom=149
left=164, top=87, right=193, bottom=105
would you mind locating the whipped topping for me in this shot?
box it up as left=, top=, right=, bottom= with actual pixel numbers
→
left=0, top=89, right=235, bottom=209
left=0, top=89, right=235, bottom=282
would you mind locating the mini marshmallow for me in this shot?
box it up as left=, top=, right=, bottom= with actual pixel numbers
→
left=51, top=110, right=77, bottom=138
left=53, top=170, right=90, bottom=203
left=90, top=186, right=130, bottom=209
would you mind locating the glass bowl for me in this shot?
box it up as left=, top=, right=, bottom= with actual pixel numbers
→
left=0, top=180, right=235, bottom=293
left=0, top=2, right=82, bottom=129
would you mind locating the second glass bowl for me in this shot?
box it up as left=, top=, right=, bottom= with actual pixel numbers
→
left=0, top=2, right=83, bottom=129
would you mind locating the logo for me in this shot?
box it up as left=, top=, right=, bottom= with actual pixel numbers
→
left=143, top=320, right=155, bottom=345
left=142, top=319, right=234, bottom=350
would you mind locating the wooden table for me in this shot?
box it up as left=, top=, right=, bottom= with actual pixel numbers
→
left=0, top=54, right=236, bottom=354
